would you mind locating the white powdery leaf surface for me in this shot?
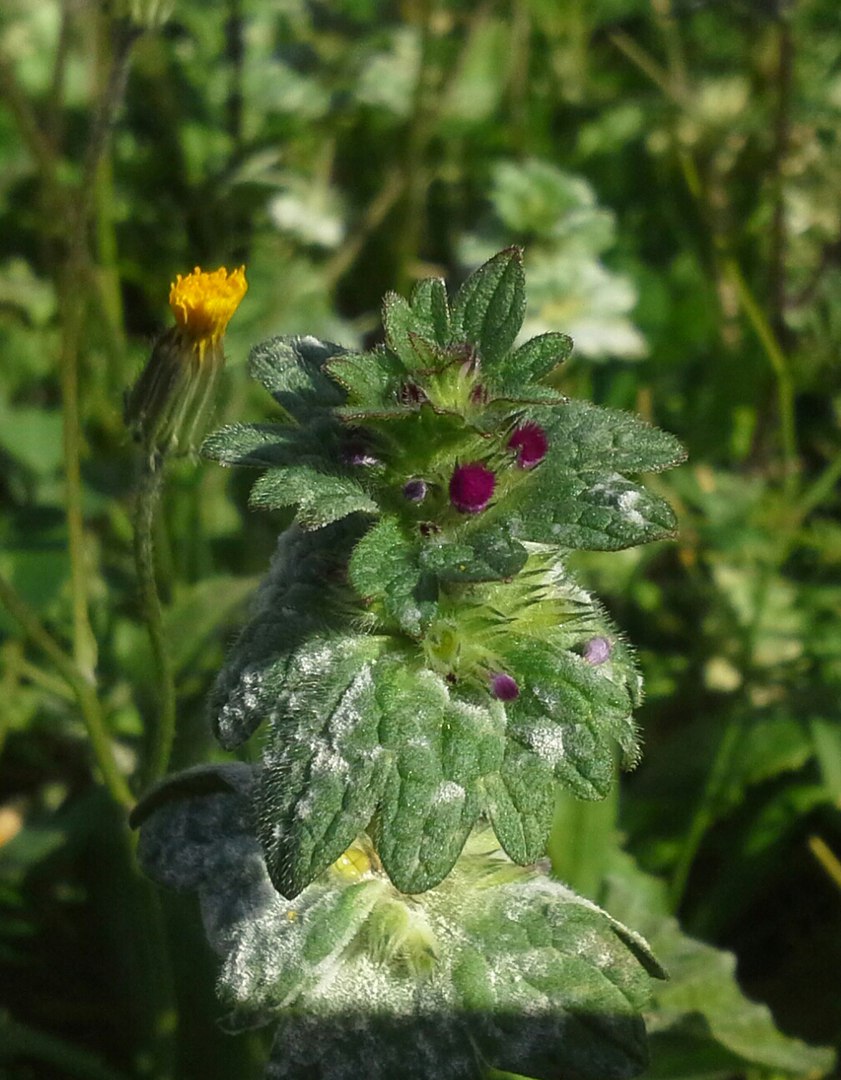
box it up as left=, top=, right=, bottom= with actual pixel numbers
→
left=617, top=489, right=645, bottom=527
left=524, top=723, right=566, bottom=765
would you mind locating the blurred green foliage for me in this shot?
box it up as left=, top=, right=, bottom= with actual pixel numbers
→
left=0, top=0, right=839, bottom=1078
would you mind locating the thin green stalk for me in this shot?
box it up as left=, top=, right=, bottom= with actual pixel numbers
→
left=394, top=0, right=438, bottom=295
left=59, top=278, right=99, bottom=679
left=669, top=712, right=742, bottom=910
left=0, top=572, right=133, bottom=809
left=794, top=451, right=841, bottom=523
left=0, top=50, right=63, bottom=191
left=134, top=459, right=178, bottom=788
left=723, top=257, right=798, bottom=495
left=808, top=836, right=841, bottom=894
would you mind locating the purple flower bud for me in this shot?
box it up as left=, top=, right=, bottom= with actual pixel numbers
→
left=403, top=478, right=427, bottom=502
left=490, top=673, right=519, bottom=701
left=449, top=462, right=496, bottom=514
left=582, top=636, right=612, bottom=665
left=508, top=422, right=548, bottom=469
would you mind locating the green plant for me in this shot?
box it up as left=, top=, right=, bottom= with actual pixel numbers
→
left=133, top=248, right=688, bottom=1078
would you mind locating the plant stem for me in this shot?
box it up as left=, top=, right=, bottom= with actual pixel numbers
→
left=808, top=836, right=841, bottom=894
left=57, top=15, right=141, bottom=680
left=134, top=459, right=178, bottom=789
left=0, top=572, right=133, bottom=809
left=769, top=14, right=793, bottom=348
left=723, top=257, right=798, bottom=494
left=59, top=273, right=100, bottom=679
left=669, top=711, right=741, bottom=910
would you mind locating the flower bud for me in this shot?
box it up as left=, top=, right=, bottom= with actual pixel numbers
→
left=403, top=478, right=428, bottom=502
left=490, top=672, right=520, bottom=701
left=125, top=266, right=247, bottom=460
left=449, top=463, right=495, bottom=514
left=508, top=422, right=548, bottom=469
left=582, top=636, right=612, bottom=665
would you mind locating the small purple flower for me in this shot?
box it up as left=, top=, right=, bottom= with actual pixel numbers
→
left=449, top=462, right=496, bottom=514
left=490, top=672, right=520, bottom=701
left=508, top=422, right=548, bottom=469
left=582, top=636, right=612, bottom=665
left=403, top=478, right=427, bottom=502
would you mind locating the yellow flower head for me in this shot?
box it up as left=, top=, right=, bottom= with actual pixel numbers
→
left=168, top=265, right=247, bottom=346
left=126, top=264, right=247, bottom=459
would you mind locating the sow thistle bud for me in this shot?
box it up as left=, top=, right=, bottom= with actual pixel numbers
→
left=125, top=266, right=247, bottom=461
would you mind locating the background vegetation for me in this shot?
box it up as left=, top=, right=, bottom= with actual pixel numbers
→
left=0, top=0, right=839, bottom=1077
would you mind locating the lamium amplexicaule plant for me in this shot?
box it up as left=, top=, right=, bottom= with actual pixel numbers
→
left=129, top=249, right=688, bottom=1079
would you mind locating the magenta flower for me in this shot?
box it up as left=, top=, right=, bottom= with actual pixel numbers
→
left=582, top=636, right=611, bottom=665
left=490, top=673, right=520, bottom=701
left=449, top=462, right=495, bottom=514
left=508, top=422, right=548, bottom=469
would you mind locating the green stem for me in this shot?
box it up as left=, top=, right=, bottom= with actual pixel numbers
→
left=723, top=257, right=798, bottom=495
left=794, top=450, right=841, bottom=523
left=58, top=16, right=140, bottom=679
left=134, top=459, right=178, bottom=788
left=0, top=572, right=133, bottom=809
left=669, top=711, right=742, bottom=910
left=59, top=276, right=100, bottom=679
left=808, top=836, right=841, bottom=894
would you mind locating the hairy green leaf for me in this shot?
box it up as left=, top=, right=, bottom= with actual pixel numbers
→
left=451, top=247, right=526, bottom=367
left=492, top=331, right=573, bottom=388
left=137, top=781, right=663, bottom=1080
left=349, top=517, right=434, bottom=636
left=210, top=522, right=364, bottom=749
left=248, top=335, right=347, bottom=419
left=249, top=464, right=378, bottom=528
left=257, top=635, right=390, bottom=897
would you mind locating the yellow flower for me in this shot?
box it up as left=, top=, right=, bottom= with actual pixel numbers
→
left=125, top=264, right=247, bottom=460
left=169, top=266, right=247, bottom=354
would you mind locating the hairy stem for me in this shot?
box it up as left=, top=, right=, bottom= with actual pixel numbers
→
left=134, top=459, right=178, bottom=789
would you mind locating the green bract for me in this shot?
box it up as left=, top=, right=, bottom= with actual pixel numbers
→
left=204, top=248, right=685, bottom=898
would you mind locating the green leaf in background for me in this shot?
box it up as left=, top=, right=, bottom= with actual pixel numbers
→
left=602, top=852, right=836, bottom=1079
left=136, top=774, right=665, bottom=1080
